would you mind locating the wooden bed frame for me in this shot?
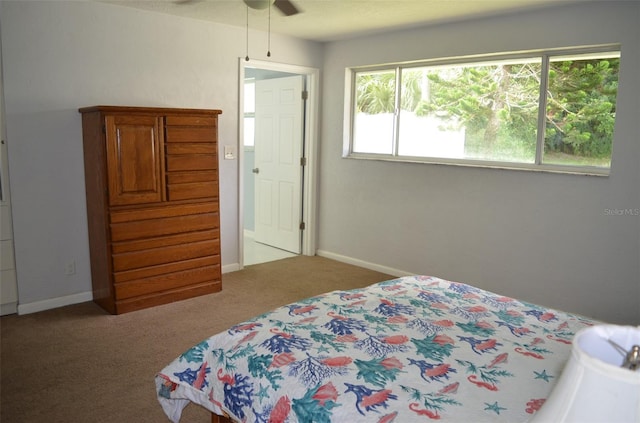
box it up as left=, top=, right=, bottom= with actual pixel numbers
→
left=211, top=413, right=234, bottom=423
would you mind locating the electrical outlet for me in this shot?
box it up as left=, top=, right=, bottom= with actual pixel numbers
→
left=65, top=261, right=76, bottom=275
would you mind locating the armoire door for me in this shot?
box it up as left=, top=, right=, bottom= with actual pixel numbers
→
left=105, top=115, right=164, bottom=206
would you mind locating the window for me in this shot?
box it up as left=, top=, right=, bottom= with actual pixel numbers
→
left=345, top=46, right=621, bottom=175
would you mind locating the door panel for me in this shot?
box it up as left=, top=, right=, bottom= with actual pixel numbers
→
left=257, top=179, right=273, bottom=226
left=278, top=181, right=294, bottom=231
left=254, top=75, right=304, bottom=254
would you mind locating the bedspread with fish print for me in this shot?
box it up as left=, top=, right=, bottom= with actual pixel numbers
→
left=155, top=275, right=595, bottom=422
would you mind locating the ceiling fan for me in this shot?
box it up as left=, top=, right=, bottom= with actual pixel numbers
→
left=241, top=0, right=300, bottom=59
left=175, top=0, right=300, bottom=16
left=243, top=0, right=301, bottom=16
left=175, top=0, right=301, bottom=59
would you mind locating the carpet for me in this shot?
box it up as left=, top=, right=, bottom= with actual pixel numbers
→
left=0, top=256, right=392, bottom=422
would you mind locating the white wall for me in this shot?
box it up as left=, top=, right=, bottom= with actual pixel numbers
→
left=0, top=0, right=323, bottom=312
left=319, top=1, right=640, bottom=324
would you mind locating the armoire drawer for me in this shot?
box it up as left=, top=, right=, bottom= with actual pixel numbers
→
left=110, top=202, right=218, bottom=222
left=114, top=281, right=221, bottom=314
left=165, top=126, right=216, bottom=143
left=165, top=115, right=217, bottom=128
left=166, top=143, right=216, bottom=155
left=110, top=212, right=219, bottom=242
left=114, top=255, right=220, bottom=283
left=167, top=181, right=219, bottom=201
left=111, top=229, right=219, bottom=254
left=167, top=170, right=217, bottom=184
left=112, top=238, right=220, bottom=271
left=114, top=264, right=221, bottom=300
left=166, top=154, right=217, bottom=171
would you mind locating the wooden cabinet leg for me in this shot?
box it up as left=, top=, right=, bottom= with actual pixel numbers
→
left=211, top=412, right=234, bottom=423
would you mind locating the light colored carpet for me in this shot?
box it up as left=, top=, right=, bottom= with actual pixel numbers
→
left=0, top=256, right=392, bottom=422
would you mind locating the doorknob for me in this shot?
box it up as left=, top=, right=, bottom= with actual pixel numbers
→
left=252, top=168, right=260, bottom=174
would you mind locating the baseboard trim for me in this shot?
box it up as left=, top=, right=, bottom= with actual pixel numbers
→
left=17, top=291, right=94, bottom=315
left=14, top=256, right=403, bottom=315
left=14, top=265, right=242, bottom=315
left=222, top=263, right=241, bottom=274
left=316, top=250, right=413, bottom=278
left=0, top=301, right=18, bottom=316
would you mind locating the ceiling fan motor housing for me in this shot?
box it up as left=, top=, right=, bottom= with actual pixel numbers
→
left=244, top=0, right=275, bottom=10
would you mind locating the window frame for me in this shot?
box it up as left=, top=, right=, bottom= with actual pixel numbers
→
left=343, top=44, right=621, bottom=176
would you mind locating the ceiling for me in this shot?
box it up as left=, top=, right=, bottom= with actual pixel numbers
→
left=102, top=0, right=575, bottom=42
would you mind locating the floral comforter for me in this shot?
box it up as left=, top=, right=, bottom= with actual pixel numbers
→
left=155, top=275, right=595, bottom=422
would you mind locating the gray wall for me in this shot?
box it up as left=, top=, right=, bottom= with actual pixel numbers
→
left=318, top=1, right=639, bottom=324
left=0, top=0, right=323, bottom=312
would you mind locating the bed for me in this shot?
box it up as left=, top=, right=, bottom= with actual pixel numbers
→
left=155, top=275, right=595, bottom=422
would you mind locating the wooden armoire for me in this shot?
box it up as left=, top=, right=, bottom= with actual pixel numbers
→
left=79, top=106, right=223, bottom=314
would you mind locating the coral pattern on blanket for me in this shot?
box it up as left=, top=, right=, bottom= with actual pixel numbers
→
left=156, top=275, right=594, bottom=422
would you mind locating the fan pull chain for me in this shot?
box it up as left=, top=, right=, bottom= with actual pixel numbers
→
left=267, top=3, right=271, bottom=57
left=245, top=6, right=250, bottom=61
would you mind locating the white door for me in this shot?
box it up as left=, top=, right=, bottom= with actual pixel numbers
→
left=254, top=75, right=304, bottom=254
left=0, top=74, right=18, bottom=315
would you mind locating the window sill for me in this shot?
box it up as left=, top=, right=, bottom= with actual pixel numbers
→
left=344, top=153, right=610, bottom=177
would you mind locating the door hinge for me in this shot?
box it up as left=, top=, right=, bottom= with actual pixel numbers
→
left=300, top=157, right=307, bottom=166
left=299, top=222, right=306, bottom=230
left=302, top=90, right=308, bottom=100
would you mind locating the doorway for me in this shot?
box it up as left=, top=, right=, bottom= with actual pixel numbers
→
left=239, top=59, right=319, bottom=268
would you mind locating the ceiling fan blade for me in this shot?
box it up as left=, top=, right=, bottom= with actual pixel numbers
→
left=273, top=0, right=300, bottom=16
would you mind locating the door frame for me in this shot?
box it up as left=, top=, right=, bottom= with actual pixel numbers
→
left=238, top=58, right=320, bottom=268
